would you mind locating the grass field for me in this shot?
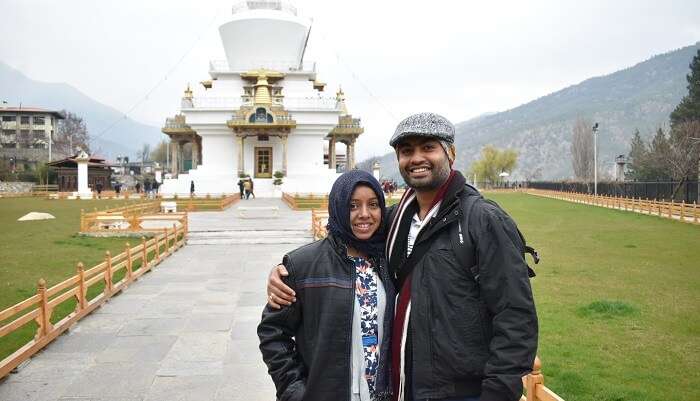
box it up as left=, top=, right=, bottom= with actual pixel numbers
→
left=0, top=197, right=154, bottom=361
left=1, top=193, right=698, bottom=400
left=486, top=192, right=699, bottom=401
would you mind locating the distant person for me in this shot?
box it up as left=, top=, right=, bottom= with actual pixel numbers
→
left=243, top=178, right=252, bottom=199
left=135, top=182, right=141, bottom=194
left=249, top=177, right=256, bottom=199
left=114, top=182, right=121, bottom=195
left=144, top=179, right=152, bottom=198
left=190, top=180, right=195, bottom=197
left=95, top=182, right=103, bottom=198
left=237, top=178, right=245, bottom=199
left=153, top=180, right=160, bottom=196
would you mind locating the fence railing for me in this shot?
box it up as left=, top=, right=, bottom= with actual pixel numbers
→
left=526, top=189, right=700, bottom=224
left=526, top=180, right=699, bottom=204
left=282, top=192, right=329, bottom=210
left=311, top=209, right=328, bottom=240
left=0, top=223, right=187, bottom=379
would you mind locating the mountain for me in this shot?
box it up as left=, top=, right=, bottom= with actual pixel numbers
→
left=370, top=42, right=700, bottom=182
left=0, top=62, right=162, bottom=160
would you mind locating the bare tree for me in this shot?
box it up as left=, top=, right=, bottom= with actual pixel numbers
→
left=668, top=121, right=700, bottom=198
left=54, top=111, right=90, bottom=158
left=571, top=117, right=594, bottom=182
left=150, top=140, right=168, bottom=165
left=139, top=143, right=151, bottom=174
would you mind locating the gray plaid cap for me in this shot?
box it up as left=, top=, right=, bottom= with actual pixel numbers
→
left=390, top=112, right=455, bottom=147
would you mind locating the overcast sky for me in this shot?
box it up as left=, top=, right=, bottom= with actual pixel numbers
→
left=1, top=0, right=699, bottom=159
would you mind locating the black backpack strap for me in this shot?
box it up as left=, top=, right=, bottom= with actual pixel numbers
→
left=451, top=194, right=481, bottom=281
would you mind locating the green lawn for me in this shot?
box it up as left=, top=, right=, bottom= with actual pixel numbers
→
left=486, top=192, right=699, bottom=401
left=0, top=197, right=155, bottom=361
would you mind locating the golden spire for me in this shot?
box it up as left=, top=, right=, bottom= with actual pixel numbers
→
left=254, top=74, right=272, bottom=104
left=183, top=83, right=193, bottom=99
left=336, top=86, right=348, bottom=115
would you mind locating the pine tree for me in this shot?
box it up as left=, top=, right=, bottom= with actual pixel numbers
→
left=670, top=49, right=700, bottom=128
left=627, top=129, right=648, bottom=180
left=648, top=128, right=672, bottom=180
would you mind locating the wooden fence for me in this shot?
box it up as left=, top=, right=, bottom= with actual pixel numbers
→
left=282, top=192, right=329, bottom=210
left=311, top=207, right=565, bottom=400
left=311, top=209, right=328, bottom=239
left=526, top=189, right=700, bottom=224
left=0, top=222, right=187, bottom=379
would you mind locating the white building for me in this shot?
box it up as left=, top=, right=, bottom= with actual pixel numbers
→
left=160, top=0, right=363, bottom=197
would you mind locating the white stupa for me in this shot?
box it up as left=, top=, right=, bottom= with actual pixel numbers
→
left=160, top=0, right=364, bottom=197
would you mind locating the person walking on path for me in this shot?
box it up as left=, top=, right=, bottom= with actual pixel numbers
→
left=266, top=112, right=538, bottom=401
left=237, top=178, right=245, bottom=199
left=249, top=177, right=256, bottom=199
left=190, top=180, right=195, bottom=197
left=243, top=178, right=252, bottom=199
left=135, top=181, right=141, bottom=194
left=258, top=170, right=394, bottom=401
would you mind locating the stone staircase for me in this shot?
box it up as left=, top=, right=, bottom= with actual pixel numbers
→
left=187, top=229, right=313, bottom=245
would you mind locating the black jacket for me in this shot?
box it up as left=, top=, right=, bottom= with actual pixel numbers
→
left=388, top=173, right=538, bottom=401
left=258, top=234, right=395, bottom=401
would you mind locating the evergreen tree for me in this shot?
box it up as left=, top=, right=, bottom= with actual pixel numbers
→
left=670, top=49, right=700, bottom=127
left=627, top=129, right=649, bottom=180
left=648, top=128, right=672, bottom=180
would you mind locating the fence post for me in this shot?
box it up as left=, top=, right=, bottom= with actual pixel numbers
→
left=669, top=200, right=674, bottom=219
left=525, top=356, right=543, bottom=401
left=104, top=251, right=113, bottom=296
left=76, top=262, right=86, bottom=312
left=155, top=230, right=161, bottom=262
left=125, top=242, right=133, bottom=282
left=164, top=227, right=169, bottom=255
left=680, top=202, right=686, bottom=222
left=35, top=279, right=51, bottom=339
left=141, top=236, right=148, bottom=270
left=694, top=202, right=698, bottom=224
left=173, top=223, right=179, bottom=248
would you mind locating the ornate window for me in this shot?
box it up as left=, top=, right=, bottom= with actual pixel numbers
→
left=249, top=107, right=274, bottom=123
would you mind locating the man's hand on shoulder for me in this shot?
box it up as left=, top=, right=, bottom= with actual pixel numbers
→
left=267, top=264, right=296, bottom=309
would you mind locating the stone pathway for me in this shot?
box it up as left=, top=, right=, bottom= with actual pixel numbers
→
left=0, top=199, right=312, bottom=401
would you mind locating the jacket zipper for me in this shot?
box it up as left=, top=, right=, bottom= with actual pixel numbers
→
left=346, top=255, right=356, bottom=401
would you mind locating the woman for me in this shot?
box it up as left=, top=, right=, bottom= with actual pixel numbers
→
left=258, top=170, right=394, bottom=401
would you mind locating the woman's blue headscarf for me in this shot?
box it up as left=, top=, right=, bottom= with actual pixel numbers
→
left=326, top=170, right=386, bottom=259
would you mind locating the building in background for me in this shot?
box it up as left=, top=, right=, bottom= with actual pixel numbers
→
left=160, top=0, right=364, bottom=196
left=47, top=154, right=112, bottom=192
left=0, top=107, right=64, bottom=171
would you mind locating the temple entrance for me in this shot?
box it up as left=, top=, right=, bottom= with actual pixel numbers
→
left=255, top=147, right=272, bottom=178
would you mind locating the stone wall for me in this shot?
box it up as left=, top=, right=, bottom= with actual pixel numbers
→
left=0, top=181, right=34, bottom=193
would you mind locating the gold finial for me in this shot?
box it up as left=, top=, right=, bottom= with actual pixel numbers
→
left=183, top=84, right=193, bottom=99
left=336, top=86, right=345, bottom=101
left=254, top=74, right=272, bottom=104
left=336, top=86, right=348, bottom=115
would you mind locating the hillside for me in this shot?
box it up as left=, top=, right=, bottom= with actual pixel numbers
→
left=0, top=62, right=161, bottom=160
left=370, top=42, right=700, bottom=182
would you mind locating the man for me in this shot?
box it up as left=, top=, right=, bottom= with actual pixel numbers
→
left=266, top=113, right=538, bottom=401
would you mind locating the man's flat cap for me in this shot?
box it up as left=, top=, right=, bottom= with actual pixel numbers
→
left=390, top=112, right=455, bottom=147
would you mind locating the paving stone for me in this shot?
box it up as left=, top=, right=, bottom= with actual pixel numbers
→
left=215, top=364, right=276, bottom=401
left=144, top=375, right=223, bottom=401
left=60, top=362, right=159, bottom=399
left=156, top=360, right=224, bottom=377
left=183, top=313, right=235, bottom=333
left=230, top=321, right=260, bottom=341
left=95, top=335, right=177, bottom=363
left=118, top=318, right=186, bottom=336
left=164, top=332, right=229, bottom=362
left=46, top=332, right=118, bottom=354
left=223, top=340, right=263, bottom=365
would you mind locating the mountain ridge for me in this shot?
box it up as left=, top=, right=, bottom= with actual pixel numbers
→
left=371, top=42, right=700, bottom=182
left=0, top=62, right=161, bottom=160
